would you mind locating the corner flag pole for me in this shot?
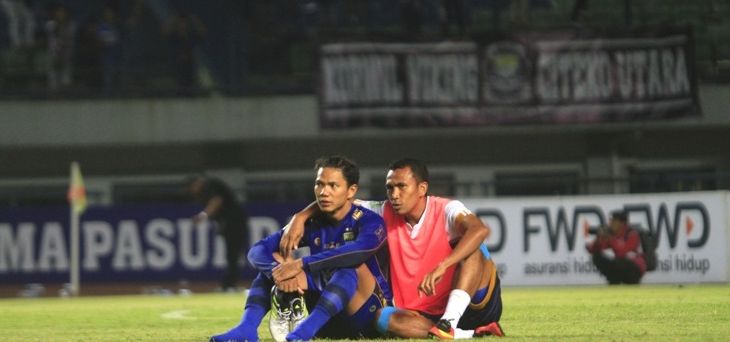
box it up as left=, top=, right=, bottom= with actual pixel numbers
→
left=68, top=162, right=87, bottom=297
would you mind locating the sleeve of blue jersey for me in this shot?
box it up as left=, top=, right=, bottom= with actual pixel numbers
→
left=303, top=212, right=386, bottom=273
left=246, top=229, right=282, bottom=276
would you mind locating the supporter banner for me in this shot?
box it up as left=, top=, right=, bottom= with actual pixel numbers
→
left=0, top=203, right=305, bottom=284
left=319, top=30, right=699, bottom=127
left=462, top=191, right=728, bottom=285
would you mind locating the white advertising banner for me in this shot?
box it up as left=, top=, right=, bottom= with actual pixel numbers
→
left=461, top=191, right=729, bottom=285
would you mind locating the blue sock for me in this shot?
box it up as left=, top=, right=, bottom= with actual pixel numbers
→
left=286, top=268, right=357, bottom=341
left=210, top=273, right=272, bottom=342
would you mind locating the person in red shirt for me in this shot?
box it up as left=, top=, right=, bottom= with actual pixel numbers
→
left=586, top=210, right=646, bottom=284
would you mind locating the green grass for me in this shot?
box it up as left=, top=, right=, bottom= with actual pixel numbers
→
left=0, top=284, right=728, bottom=341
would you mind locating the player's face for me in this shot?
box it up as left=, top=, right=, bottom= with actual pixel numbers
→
left=315, top=167, right=357, bottom=221
left=385, top=166, right=428, bottom=220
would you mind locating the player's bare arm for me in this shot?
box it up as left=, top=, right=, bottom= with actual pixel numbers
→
left=279, top=201, right=317, bottom=258
left=419, top=212, right=490, bottom=296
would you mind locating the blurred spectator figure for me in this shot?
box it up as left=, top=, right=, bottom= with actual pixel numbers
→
left=510, top=0, right=528, bottom=27
left=45, top=4, right=75, bottom=91
left=97, top=5, right=120, bottom=95
left=0, top=0, right=35, bottom=48
left=570, top=0, right=588, bottom=24
left=187, top=175, right=248, bottom=291
left=586, top=210, right=646, bottom=285
left=75, top=18, right=101, bottom=89
left=400, top=0, right=422, bottom=38
left=164, top=11, right=205, bottom=96
left=121, top=0, right=162, bottom=92
left=440, top=0, right=466, bottom=36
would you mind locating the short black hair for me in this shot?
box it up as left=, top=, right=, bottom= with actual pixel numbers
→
left=388, top=158, right=429, bottom=183
left=611, top=209, right=628, bottom=223
left=314, top=155, right=360, bottom=186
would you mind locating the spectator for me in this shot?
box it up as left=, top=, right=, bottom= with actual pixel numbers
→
left=400, top=0, right=422, bottom=38
left=75, top=18, right=101, bottom=89
left=97, top=5, right=120, bottom=94
left=0, top=0, right=35, bottom=48
left=586, top=210, right=646, bottom=284
left=45, top=4, right=75, bottom=91
left=164, top=11, right=206, bottom=96
left=440, top=0, right=467, bottom=36
left=120, top=0, right=162, bottom=92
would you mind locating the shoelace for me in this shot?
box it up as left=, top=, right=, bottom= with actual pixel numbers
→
left=275, top=309, right=292, bottom=321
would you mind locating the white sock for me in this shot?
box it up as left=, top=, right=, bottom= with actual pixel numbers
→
left=440, top=289, right=471, bottom=326
left=454, top=328, right=474, bottom=339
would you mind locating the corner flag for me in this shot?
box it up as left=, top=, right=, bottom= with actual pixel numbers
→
left=67, top=161, right=86, bottom=296
left=67, top=162, right=87, bottom=214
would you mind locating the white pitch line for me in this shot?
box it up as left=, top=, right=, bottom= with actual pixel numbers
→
left=161, top=309, right=196, bottom=320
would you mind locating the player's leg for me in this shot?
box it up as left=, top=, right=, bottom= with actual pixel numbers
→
left=269, top=267, right=309, bottom=342
left=316, top=265, right=390, bottom=339
left=428, top=244, right=488, bottom=339
left=431, top=249, right=505, bottom=339
left=209, top=272, right=272, bottom=342
left=286, top=263, right=375, bottom=341
left=460, top=264, right=504, bottom=338
left=375, top=307, right=435, bottom=338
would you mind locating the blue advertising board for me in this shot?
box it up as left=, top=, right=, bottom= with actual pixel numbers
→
left=0, top=203, right=305, bottom=284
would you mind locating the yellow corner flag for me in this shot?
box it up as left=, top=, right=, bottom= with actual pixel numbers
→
left=67, top=162, right=87, bottom=214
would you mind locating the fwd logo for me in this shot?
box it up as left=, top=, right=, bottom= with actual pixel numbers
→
left=623, top=202, right=709, bottom=249
left=522, top=202, right=709, bottom=252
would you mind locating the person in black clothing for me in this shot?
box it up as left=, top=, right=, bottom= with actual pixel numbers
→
left=188, top=175, right=248, bottom=290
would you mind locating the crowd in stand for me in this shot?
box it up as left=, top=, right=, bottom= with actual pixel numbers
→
left=0, top=0, right=206, bottom=97
left=1, top=1, right=721, bottom=98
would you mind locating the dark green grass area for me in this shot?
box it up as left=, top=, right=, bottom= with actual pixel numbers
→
left=0, top=284, right=728, bottom=341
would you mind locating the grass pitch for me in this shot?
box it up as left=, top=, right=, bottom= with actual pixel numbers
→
left=0, top=284, right=728, bottom=341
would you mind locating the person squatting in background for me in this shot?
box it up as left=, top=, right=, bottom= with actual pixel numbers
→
left=586, top=209, right=646, bottom=284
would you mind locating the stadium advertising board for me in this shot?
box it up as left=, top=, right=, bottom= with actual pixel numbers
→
left=2, top=193, right=727, bottom=286
left=319, top=30, right=699, bottom=128
left=0, top=203, right=303, bottom=284
left=462, top=191, right=728, bottom=285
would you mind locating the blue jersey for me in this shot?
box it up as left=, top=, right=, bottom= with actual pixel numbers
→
left=248, top=204, right=392, bottom=302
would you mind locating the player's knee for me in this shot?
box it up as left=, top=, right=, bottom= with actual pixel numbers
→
left=375, top=306, right=397, bottom=335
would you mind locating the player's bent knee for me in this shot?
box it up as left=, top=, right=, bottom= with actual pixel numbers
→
left=376, top=306, right=397, bottom=335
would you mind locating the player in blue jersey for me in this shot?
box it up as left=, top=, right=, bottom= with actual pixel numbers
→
left=209, top=155, right=391, bottom=342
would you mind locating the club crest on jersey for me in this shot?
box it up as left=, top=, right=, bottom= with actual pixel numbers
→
left=352, top=208, right=363, bottom=220
left=314, top=237, right=321, bottom=247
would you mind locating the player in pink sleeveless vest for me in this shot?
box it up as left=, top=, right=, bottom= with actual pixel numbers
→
left=282, top=158, right=504, bottom=339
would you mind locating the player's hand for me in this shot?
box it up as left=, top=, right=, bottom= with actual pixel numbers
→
left=272, top=259, right=304, bottom=283
left=275, top=277, right=304, bottom=294
left=279, top=217, right=305, bottom=259
left=419, top=263, right=447, bottom=296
